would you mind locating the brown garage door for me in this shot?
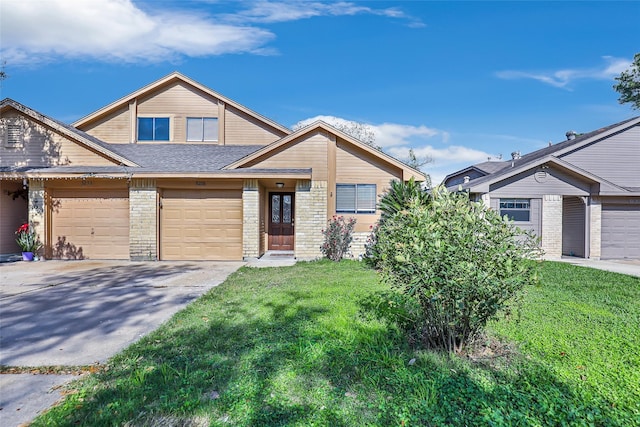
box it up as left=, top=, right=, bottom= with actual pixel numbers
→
left=160, top=189, right=243, bottom=260
left=51, top=189, right=130, bottom=259
left=601, top=203, right=640, bottom=259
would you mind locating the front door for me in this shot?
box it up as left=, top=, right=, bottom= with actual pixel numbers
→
left=269, top=192, right=294, bottom=250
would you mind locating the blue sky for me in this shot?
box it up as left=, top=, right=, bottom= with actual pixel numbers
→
left=1, top=0, right=638, bottom=183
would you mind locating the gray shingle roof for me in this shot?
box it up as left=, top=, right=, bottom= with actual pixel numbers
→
left=111, top=144, right=264, bottom=172
left=447, top=116, right=640, bottom=191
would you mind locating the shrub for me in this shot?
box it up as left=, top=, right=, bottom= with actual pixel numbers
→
left=364, top=177, right=430, bottom=268
left=320, top=215, right=357, bottom=261
left=374, top=186, right=542, bottom=353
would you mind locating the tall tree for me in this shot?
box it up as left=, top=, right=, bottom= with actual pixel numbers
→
left=613, top=53, right=640, bottom=110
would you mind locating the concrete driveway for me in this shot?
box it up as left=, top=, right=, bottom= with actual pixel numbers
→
left=0, top=259, right=245, bottom=426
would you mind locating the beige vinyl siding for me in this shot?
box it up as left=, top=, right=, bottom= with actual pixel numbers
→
left=1, top=111, right=118, bottom=168
left=489, top=165, right=592, bottom=197
left=224, top=105, right=285, bottom=146
left=336, top=140, right=401, bottom=232
left=560, top=125, right=640, bottom=187
left=77, top=105, right=130, bottom=143
left=137, top=82, right=218, bottom=143
left=247, top=131, right=329, bottom=180
left=50, top=187, right=130, bottom=259
left=0, top=180, right=28, bottom=254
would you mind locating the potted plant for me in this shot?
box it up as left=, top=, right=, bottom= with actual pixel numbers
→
left=15, top=223, right=43, bottom=261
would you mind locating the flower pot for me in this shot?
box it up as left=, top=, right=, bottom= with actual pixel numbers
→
left=22, top=251, right=34, bottom=261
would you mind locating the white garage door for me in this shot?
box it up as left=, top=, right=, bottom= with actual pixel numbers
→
left=601, top=203, right=640, bottom=259
left=160, top=189, right=243, bottom=260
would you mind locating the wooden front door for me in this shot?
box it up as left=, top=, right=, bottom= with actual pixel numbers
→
left=269, top=192, right=294, bottom=250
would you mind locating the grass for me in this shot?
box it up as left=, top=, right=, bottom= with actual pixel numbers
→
left=31, top=260, right=640, bottom=426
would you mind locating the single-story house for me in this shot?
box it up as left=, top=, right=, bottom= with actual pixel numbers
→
left=443, top=117, right=640, bottom=260
left=1, top=72, right=425, bottom=261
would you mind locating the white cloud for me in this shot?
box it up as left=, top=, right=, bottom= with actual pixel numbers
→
left=496, top=56, right=632, bottom=88
left=0, top=0, right=275, bottom=65
left=228, top=1, right=422, bottom=25
left=0, top=0, right=422, bottom=65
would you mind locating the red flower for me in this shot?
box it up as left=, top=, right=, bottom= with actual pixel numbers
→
left=16, top=223, right=29, bottom=234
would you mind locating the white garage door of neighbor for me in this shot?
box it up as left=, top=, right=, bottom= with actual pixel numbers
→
left=601, top=203, right=640, bottom=259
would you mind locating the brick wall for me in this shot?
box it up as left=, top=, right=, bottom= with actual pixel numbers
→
left=243, top=179, right=260, bottom=259
left=28, top=179, right=45, bottom=257
left=129, top=179, right=157, bottom=261
left=541, top=194, right=562, bottom=258
left=295, top=179, right=326, bottom=260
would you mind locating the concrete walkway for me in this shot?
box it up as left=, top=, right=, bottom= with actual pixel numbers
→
left=554, top=257, right=640, bottom=278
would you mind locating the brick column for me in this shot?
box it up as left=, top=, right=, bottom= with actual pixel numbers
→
left=295, top=180, right=327, bottom=260
left=541, top=195, right=562, bottom=258
left=28, top=179, right=46, bottom=257
left=588, top=196, right=601, bottom=260
left=129, top=178, right=157, bottom=261
left=243, top=179, right=260, bottom=259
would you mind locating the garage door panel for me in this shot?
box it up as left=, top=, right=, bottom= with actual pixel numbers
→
left=160, top=189, right=243, bottom=261
left=51, top=189, right=130, bottom=260
left=601, top=204, right=640, bottom=259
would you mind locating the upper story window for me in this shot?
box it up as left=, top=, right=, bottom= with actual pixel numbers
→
left=336, top=184, right=376, bottom=214
left=187, top=117, right=218, bottom=142
left=499, top=198, right=530, bottom=221
left=138, top=117, right=169, bottom=141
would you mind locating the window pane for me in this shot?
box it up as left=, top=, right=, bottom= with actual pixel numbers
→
left=283, top=195, right=292, bottom=223
left=357, top=184, right=376, bottom=213
left=203, top=118, right=218, bottom=141
left=271, top=195, right=281, bottom=223
left=187, top=118, right=203, bottom=141
left=154, top=118, right=170, bottom=141
left=336, top=184, right=356, bottom=213
left=501, top=210, right=530, bottom=222
left=138, top=118, right=153, bottom=140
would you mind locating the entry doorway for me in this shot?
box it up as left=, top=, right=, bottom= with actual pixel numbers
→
left=268, top=192, right=294, bottom=250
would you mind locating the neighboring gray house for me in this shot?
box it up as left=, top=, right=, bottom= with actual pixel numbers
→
left=444, top=117, right=640, bottom=260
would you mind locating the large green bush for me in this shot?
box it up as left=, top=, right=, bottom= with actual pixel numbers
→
left=374, top=186, right=542, bottom=353
left=364, top=177, right=430, bottom=267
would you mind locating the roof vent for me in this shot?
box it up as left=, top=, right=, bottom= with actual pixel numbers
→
left=566, top=130, right=577, bottom=140
left=511, top=151, right=521, bottom=160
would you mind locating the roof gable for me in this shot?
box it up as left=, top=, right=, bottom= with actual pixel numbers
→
left=224, top=120, right=427, bottom=181
left=453, top=116, right=640, bottom=193
left=72, top=72, right=291, bottom=136
left=1, top=98, right=137, bottom=168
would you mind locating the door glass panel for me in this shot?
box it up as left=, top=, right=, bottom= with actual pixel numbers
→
left=272, top=194, right=280, bottom=223
left=283, top=195, right=292, bottom=223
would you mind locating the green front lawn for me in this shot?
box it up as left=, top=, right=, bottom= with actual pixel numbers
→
left=33, top=261, right=640, bottom=426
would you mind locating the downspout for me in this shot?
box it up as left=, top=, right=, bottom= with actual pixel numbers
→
left=584, top=197, right=590, bottom=259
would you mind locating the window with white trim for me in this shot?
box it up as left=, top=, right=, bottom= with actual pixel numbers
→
left=138, top=117, right=169, bottom=141
left=187, top=117, right=218, bottom=142
left=499, top=198, right=530, bottom=221
left=336, top=184, right=376, bottom=214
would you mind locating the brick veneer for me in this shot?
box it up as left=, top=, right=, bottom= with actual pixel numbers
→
left=541, top=194, right=562, bottom=258
left=129, top=178, right=157, bottom=261
left=243, top=179, right=260, bottom=259
left=295, top=180, right=326, bottom=260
